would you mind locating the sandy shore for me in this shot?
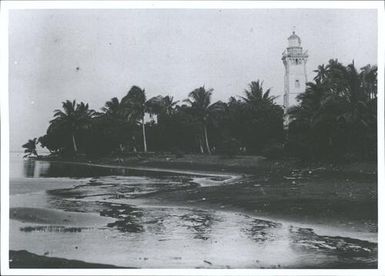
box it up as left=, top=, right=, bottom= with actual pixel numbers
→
left=44, top=158, right=377, bottom=232
left=9, top=156, right=378, bottom=268
left=10, top=207, right=115, bottom=225
left=40, top=153, right=377, bottom=175
left=10, top=250, right=128, bottom=268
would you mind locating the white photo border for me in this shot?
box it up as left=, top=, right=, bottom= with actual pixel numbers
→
left=1, top=1, right=383, bottom=275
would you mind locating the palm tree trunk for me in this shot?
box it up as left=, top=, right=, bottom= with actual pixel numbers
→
left=72, top=134, right=78, bottom=153
left=199, top=137, right=204, bottom=154
left=203, top=125, right=211, bottom=155
left=142, top=117, right=147, bottom=153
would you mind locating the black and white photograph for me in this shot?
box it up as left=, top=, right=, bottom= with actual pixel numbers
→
left=1, top=1, right=383, bottom=275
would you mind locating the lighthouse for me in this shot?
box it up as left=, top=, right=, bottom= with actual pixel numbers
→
left=282, top=30, right=308, bottom=127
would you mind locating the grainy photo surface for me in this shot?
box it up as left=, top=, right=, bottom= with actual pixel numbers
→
left=6, top=4, right=379, bottom=272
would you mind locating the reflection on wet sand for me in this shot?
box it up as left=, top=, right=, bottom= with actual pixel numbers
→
left=101, top=202, right=144, bottom=233
left=180, top=210, right=221, bottom=241
left=20, top=226, right=88, bottom=233
left=242, top=218, right=282, bottom=243
left=289, top=226, right=377, bottom=268
left=23, top=159, right=51, bottom=178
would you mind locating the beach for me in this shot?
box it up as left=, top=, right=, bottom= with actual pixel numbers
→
left=9, top=152, right=378, bottom=268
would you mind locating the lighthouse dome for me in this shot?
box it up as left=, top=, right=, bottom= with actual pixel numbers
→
left=288, top=31, right=301, bottom=47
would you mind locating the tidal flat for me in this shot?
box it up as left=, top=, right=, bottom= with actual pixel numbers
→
left=9, top=153, right=377, bottom=268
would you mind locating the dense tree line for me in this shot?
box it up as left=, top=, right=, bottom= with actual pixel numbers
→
left=288, top=59, right=377, bottom=161
left=24, top=60, right=377, bottom=162
left=36, top=80, right=283, bottom=157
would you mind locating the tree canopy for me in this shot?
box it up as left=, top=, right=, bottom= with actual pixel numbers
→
left=287, top=59, right=377, bottom=161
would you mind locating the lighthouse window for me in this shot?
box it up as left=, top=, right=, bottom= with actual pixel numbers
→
left=295, top=80, right=300, bottom=88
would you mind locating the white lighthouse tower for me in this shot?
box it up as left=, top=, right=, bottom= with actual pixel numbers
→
left=282, top=30, right=308, bottom=126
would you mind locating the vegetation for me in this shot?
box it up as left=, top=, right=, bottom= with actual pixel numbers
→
left=24, top=60, right=377, bottom=162
left=287, top=59, right=377, bottom=161
left=22, top=138, right=38, bottom=158
left=184, top=86, right=225, bottom=154
left=38, top=100, right=96, bottom=155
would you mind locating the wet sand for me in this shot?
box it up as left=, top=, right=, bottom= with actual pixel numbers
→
left=10, top=207, right=115, bottom=226
left=10, top=250, right=126, bottom=268
left=9, top=158, right=378, bottom=269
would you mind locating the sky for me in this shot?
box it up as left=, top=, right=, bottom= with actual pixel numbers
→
left=9, top=9, right=377, bottom=151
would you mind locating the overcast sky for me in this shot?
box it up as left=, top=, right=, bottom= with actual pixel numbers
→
left=9, top=9, right=377, bottom=151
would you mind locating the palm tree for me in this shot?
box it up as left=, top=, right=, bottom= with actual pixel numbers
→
left=338, top=63, right=376, bottom=151
left=290, top=60, right=377, bottom=160
left=121, top=86, right=149, bottom=152
left=146, top=95, right=166, bottom=117
left=185, top=86, right=224, bottom=154
left=313, top=64, right=327, bottom=84
left=360, top=64, right=377, bottom=99
left=293, top=82, right=325, bottom=126
left=22, top=138, right=38, bottom=158
left=50, top=100, right=95, bottom=153
left=102, top=97, right=122, bottom=119
left=161, top=96, right=179, bottom=116
left=101, top=97, right=132, bottom=153
left=238, top=81, right=283, bottom=153
left=147, top=95, right=179, bottom=119
left=242, top=81, right=277, bottom=106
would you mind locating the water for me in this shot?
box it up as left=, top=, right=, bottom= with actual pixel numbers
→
left=9, top=152, right=377, bottom=268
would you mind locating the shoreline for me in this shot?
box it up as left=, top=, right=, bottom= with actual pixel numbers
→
left=34, top=156, right=378, bottom=235
left=37, top=153, right=378, bottom=175
left=9, top=250, right=129, bottom=268
left=45, top=159, right=244, bottom=179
